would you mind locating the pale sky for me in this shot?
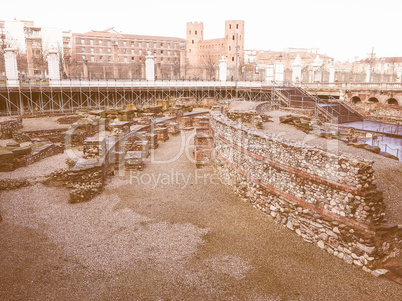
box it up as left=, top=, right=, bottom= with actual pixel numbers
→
left=2, top=0, right=401, bottom=61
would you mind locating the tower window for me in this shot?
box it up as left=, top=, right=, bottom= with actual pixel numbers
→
left=192, top=40, right=194, bottom=44
left=195, top=30, right=197, bottom=35
left=229, top=24, right=231, bottom=29
left=236, top=24, right=238, bottom=29
left=189, top=30, right=191, bottom=35
left=232, top=35, right=235, bottom=41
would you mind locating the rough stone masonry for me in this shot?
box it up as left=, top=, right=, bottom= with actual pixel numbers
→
left=209, top=111, right=400, bottom=274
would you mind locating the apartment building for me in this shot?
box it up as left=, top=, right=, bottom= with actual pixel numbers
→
left=71, top=28, right=185, bottom=65
left=0, top=20, right=65, bottom=78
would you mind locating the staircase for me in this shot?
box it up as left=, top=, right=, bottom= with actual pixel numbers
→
left=274, top=84, right=364, bottom=124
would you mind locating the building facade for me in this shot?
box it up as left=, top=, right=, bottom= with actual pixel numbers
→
left=0, top=20, right=65, bottom=78
left=71, top=28, right=185, bottom=80
left=186, top=20, right=245, bottom=79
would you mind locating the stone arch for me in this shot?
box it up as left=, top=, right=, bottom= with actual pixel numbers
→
left=386, top=98, right=399, bottom=105
left=351, top=96, right=361, bottom=104
left=368, top=97, right=379, bottom=103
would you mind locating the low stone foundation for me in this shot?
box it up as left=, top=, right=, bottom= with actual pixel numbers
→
left=65, top=160, right=104, bottom=203
left=0, top=118, right=23, bottom=139
left=0, top=142, right=64, bottom=172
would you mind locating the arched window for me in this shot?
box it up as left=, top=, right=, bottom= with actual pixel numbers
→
left=351, top=96, right=361, bottom=104
left=387, top=98, right=399, bottom=105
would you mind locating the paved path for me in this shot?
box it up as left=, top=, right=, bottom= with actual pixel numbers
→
left=0, top=130, right=401, bottom=300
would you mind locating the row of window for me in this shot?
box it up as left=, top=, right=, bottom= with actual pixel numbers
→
left=81, top=55, right=178, bottom=63
left=228, top=24, right=240, bottom=29
left=200, top=43, right=224, bottom=49
left=79, top=47, right=179, bottom=56
left=79, top=38, right=178, bottom=49
left=188, top=30, right=202, bottom=35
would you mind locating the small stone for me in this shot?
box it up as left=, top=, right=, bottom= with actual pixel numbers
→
left=356, top=242, right=375, bottom=255
left=362, top=266, right=371, bottom=273
left=319, top=233, right=329, bottom=241
left=317, top=240, right=325, bottom=249
left=343, top=254, right=353, bottom=264
left=371, top=269, right=388, bottom=277
left=353, top=260, right=363, bottom=267
left=295, top=228, right=302, bottom=236
left=337, top=252, right=344, bottom=259
left=333, top=227, right=340, bottom=234
left=286, top=220, right=294, bottom=230
left=326, top=230, right=338, bottom=239
left=270, top=211, right=277, bottom=218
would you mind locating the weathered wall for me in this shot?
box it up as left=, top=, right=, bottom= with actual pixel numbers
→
left=0, top=118, right=22, bottom=139
left=210, top=112, right=399, bottom=272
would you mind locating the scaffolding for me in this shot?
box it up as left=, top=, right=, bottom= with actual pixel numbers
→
left=0, top=80, right=274, bottom=115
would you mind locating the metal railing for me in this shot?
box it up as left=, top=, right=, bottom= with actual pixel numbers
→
left=371, top=139, right=401, bottom=159
left=302, top=82, right=402, bottom=91
left=0, top=78, right=273, bottom=89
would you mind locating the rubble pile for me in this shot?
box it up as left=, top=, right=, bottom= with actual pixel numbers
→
left=210, top=112, right=400, bottom=272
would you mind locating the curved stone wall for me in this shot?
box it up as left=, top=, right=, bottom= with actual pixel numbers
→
left=210, top=112, right=400, bottom=272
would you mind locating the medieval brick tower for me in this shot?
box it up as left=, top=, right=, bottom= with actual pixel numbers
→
left=186, top=22, right=204, bottom=66
left=224, top=20, right=245, bottom=67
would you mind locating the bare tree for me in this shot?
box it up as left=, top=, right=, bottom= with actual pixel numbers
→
left=201, top=56, right=218, bottom=80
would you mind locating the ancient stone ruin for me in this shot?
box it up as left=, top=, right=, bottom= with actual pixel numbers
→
left=208, top=111, right=399, bottom=274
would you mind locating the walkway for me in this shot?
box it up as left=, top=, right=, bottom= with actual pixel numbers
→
left=0, top=130, right=401, bottom=300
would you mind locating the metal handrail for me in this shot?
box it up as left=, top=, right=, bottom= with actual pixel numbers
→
left=328, top=95, right=365, bottom=120
left=287, top=81, right=339, bottom=122
left=372, top=140, right=401, bottom=158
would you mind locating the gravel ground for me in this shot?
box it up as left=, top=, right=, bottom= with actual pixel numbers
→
left=0, top=116, right=70, bottom=131
left=21, top=116, right=70, bottom=130
left=0, top=127, right=401, bottom=300
left=264, top=111, right=402, bottom=225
